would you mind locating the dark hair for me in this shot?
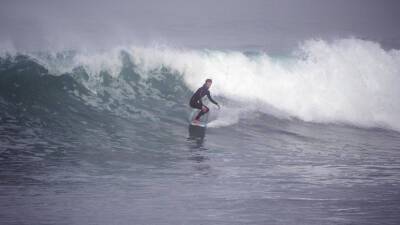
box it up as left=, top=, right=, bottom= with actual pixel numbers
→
left=205, top=78, right=212, bottom=83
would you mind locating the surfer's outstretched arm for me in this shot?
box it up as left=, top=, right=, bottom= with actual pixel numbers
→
left=207, top=91, right=219, bottom=107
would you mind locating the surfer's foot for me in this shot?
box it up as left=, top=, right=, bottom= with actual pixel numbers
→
left=192, top=119, right=200, bottom=124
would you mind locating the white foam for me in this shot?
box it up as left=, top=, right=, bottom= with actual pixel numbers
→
left=127, top=39, right=400, bottom=130
left=207, top=106, right=240, bottom=128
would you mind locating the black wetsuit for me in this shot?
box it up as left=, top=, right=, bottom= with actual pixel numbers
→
left=189, top=84, right=218, bottom=120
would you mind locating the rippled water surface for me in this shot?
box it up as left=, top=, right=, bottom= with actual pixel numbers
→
left=1, top=112, right=400, bottom=225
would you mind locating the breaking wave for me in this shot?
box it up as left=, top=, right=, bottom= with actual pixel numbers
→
left=1, top=38, right=399, bottom=131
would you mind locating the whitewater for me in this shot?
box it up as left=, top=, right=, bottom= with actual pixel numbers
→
left=1, top=38, right=400, bottom=225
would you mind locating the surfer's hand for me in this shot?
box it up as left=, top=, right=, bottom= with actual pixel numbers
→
left=202, top=106, right=207, bottom=112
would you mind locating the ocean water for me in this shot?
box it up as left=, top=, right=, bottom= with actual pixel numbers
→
left=1, top=39, right=400, bottom=225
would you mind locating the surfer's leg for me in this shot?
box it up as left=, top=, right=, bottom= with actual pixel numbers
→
left=190, top=101, right=203, bottom=121
left=195, top=108, right=204, bottom=120
left=195, top=105, right=209, bottom=120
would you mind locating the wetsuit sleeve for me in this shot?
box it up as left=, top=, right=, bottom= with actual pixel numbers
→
left=206, top=91, right=218, bottom=105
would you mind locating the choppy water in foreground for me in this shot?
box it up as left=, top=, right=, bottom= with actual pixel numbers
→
left=1, top=50, right=400, bottom=225
left=1, top=114, right=400, bottom=225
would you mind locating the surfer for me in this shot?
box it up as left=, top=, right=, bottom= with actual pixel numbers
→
left=189, top=78, right=220, bottom=123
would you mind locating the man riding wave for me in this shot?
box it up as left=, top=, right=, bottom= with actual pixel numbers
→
left=189, top=78, right=220, bottom=124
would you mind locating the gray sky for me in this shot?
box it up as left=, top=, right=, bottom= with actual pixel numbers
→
left=1, top=0, right=399, bottom=52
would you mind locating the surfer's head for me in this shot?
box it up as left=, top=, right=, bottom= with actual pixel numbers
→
left=205, top=78, right=212, bottom=88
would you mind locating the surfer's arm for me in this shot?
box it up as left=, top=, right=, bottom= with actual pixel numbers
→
left=207, top=91, right=218, bottom=106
